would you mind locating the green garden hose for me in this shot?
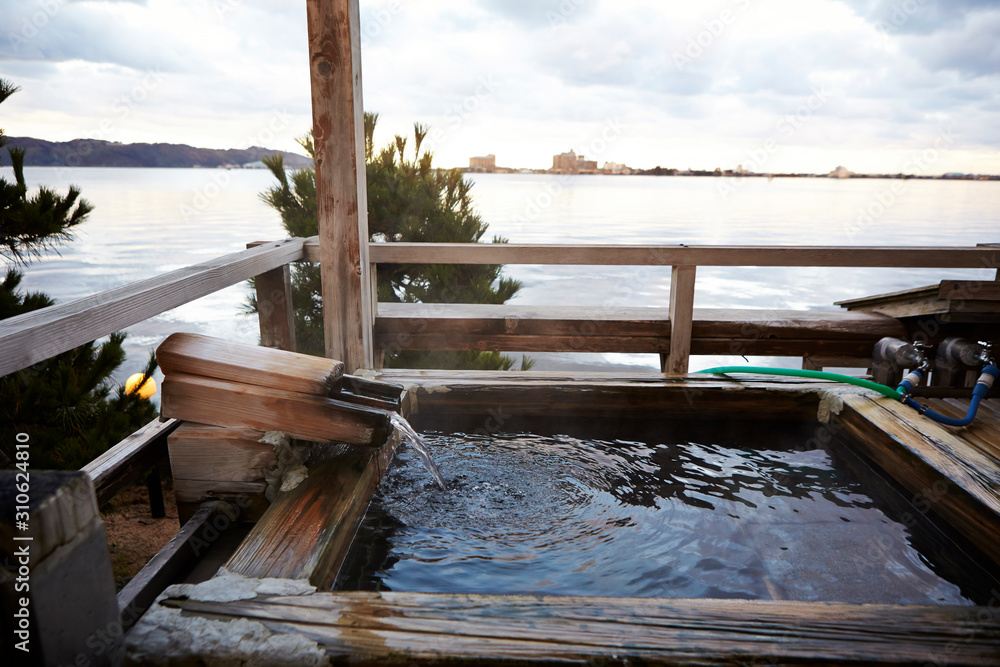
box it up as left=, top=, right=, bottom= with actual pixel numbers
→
left=696, top=366, right=904, bottom=401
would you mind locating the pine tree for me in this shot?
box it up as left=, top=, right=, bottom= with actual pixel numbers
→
left=0, top=79, right=157, bottom=470
left=257, top=114, right=529, bottom=370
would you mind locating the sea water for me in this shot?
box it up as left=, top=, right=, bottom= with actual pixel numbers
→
left=7, top=168, right=998, bottom=380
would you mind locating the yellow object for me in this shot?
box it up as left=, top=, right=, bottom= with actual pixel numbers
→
left=125, top=373, right=157, bottom=399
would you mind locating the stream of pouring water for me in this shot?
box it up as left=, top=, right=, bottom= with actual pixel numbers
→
left=390, top=413, right=447, bottom=491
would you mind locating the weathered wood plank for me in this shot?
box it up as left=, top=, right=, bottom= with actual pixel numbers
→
left=930, top=398, right=1000, bottom=464
left=366, top=242, right=1000, bottom=268
left=253, top=262, right=297, bottom=352
left=117, top=502, right=237, bottom=631
left=664, top=265, right=695, bottom=374
left=225, top=431, right=400, bottom=588
left=0, top=238, right=305, bottom=378
left=167, top=423, right=272, bottom=482
left=374, top=303, right=904, bottom=357
left=307, top=0, right=373, bottom=371
left=375, top=304, right=903, bottom=336
left=161, top=373, right=389, bottom=446
left=396, top=377, right=822, bottom=420
left=938, top=280, right=1000, bottom=300
left=153, top=592, right=1000, bottom=665
left=82, top=418, right=180, bottom=506
left=833, top=395, right=1000, bottom=568
left=157, top=332, right=343, bottom=397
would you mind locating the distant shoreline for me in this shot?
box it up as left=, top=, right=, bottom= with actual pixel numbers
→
left=6, top=136, right=312, bottom=170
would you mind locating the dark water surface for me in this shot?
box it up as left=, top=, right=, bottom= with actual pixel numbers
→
left=337, top=430, right=981, bottom=604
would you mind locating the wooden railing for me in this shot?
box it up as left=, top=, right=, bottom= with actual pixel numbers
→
left=360, top=241, right=999, bottom=373
left=1, top=238, right=995, bottom=497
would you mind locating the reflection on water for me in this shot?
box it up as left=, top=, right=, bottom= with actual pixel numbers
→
left=336, top=430, right=977, bottom=605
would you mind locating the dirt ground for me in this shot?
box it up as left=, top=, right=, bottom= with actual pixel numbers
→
left=101, top=478, right=180, bottom=590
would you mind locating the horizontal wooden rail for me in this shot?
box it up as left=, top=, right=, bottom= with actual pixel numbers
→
left=82, top=418, right=181, bottom=506
left=359, top=242, right=1000, bottom=268
left=375, top=304, right=905, bottom=359
left=0, top=238, right=306, bottom=378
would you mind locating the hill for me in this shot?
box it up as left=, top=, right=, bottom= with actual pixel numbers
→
left=5, top=136, right=313, bottom=169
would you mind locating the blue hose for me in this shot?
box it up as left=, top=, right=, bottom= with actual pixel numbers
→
left=899, top=364, right=998, bottom=427
left=698, top=363, right=997, bottom=428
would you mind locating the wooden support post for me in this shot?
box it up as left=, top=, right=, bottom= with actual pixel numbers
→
left=146, top=466, right=165, bottom=519
left=253, top=262, right=296, bottom=352
left=664, top=265, right=696, bottom=375
left=307, top=0, right=373, bottom=372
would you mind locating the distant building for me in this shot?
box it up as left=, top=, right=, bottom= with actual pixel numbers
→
left=828, top=165, right=854, bottom=178
left=469, top=154, right=496, bottom=172
left=551, top=150, right=578, bottom=174
left=551, top=150, right=598, bottom=174
left=602, top=161, right=632, bottom=175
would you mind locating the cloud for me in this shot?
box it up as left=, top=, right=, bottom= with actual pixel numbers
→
left=837, top=0, right=997, bottom=35
left=0, top=0, right=996, bottom=172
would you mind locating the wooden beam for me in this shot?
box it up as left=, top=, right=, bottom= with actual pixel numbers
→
left=253, top=263, right=296, bottom=351
left=664, top=265, right=695, bottom=374
left=387, top=375, right=822, bottom=421
left=160, top=373, right=389, bottom=446
left=938, top=280, right=1000, bottom=301
left=366, top=242, right=1000, bottom=268
left=150, top=592, right=1000, bottom=665
left=157, top=332, right=344, bottom=397
left=373, top=303, right=903, bottom=358
left=0, top=238, right=305, bottom=378
left=307, top=0, right=373, bottom=372
left=82, top=418, right=180, bottom=506
left=225, top=430, right=400, bottom=588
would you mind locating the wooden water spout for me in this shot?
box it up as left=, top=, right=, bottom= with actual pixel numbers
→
left=156, top=332, right=408, bottom=584
left=158, top=333, right=395, bottom=446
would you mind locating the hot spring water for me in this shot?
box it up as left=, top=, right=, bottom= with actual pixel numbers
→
left=339, top=428, right=986, bottom=605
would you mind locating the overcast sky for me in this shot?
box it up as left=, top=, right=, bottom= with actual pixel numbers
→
left=2, top=0, right=998, bottom=174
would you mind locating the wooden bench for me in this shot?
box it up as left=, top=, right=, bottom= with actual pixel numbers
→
left=374, top=303, right=906, bottom=367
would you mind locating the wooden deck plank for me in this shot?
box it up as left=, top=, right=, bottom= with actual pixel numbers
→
left=833, top=395, right=1000, bottom=568
left=150, top=592, right=1000, bottom=665
left=927, top=398, right=1000, bottom=465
